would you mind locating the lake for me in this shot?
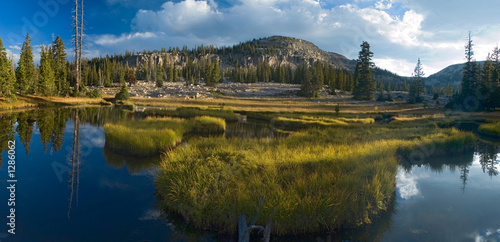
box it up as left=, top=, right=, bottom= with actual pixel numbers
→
left=0, top=107, right=499, bottom=241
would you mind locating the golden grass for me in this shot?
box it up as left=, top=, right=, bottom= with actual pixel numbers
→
left=155, top=122, right=475, bottom=234
left=478, top=122, right=500, bottom=138
left=104, top=116, right=226, bottom=157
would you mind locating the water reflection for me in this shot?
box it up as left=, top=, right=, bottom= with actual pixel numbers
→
left=383, top=141, right=500, bottom=241
left=1, top=108, right=500, bottom=241
left=0, top=107, right=181, bottom=241
left=103, top=148, right=159, bottom=174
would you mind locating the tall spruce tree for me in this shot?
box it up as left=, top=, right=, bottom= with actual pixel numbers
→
left=38, top=45, right=56, bottom=96
left=408, top=58, right=425, bottom=103
left=0, top=37, right=16, bottom=100
left=353, top=41, right=375, bottom=100
left=460, top=31, right=479, bottom=110
left=16, top=33, right=35, bottom=94
left=52, top=36, right=68, bottom=96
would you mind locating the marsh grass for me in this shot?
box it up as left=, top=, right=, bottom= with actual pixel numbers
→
left=145, top=107, right=239, bottom=122
left=104, top=116, right=226, bottom=157
left=155, top=122, right=475, bottom=235
left=478, top=122, right=500, bottom=138
left=271, top=116, right=374, bottom=131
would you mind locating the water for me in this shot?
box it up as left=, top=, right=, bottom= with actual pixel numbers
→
left=386, top=149, right=500, bottom=241
left=0, top=108, right=210, bottom=241
left=1, top=107, right=499, bottom=241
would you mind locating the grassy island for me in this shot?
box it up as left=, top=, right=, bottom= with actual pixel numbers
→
left=154, top=115, right=475, bottom=235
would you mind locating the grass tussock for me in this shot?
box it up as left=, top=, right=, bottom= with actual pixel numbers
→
left=104, top=116, right=226, bottom=157
left=155, top=123, right=475, bottom=234
left=145, top=107, right=239, bottom=122
left=478, top=122, right=500, bottom=138
left=271, top=116, right=374, bottom=131
left=188, top=116, right=227, bottom=135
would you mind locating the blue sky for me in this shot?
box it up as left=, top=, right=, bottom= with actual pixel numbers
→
left=1, top=0, right=500, bottom=76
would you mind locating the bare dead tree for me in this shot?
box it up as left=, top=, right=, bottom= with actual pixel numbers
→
left=73, top=0, right=84, bottom=92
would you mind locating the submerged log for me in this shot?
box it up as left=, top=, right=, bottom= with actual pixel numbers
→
left=238, top=196, right=272, bottom=242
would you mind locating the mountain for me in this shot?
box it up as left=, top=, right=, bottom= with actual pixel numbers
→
left=235, top=36, right=357, bottom=70
left=426, top=61, right=486, bottom=88
left=89, top=35, right=406, bottom=88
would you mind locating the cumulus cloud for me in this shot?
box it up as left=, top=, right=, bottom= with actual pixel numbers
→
left=90, top=0, right=500, bottom=76
left=397, top=167, right=421, bottom=200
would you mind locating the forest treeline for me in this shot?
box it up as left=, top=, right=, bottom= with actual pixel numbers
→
left=1, top=33, right=497, bottom=104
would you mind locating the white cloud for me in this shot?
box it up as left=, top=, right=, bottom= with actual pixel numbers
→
left=397, top=167, right=420, bottom=200
left=375, top=0, right=393, bottom=10
left=132, top=0, right=221, bottom=34
left=89, top=0, right=500, bottom=76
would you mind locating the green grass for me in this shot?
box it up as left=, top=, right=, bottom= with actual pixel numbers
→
left=478, top=122, right=500, bottom=138
left=271, top=116, right=374, bottom=131
left=145, top=107, right=239, bottom=122
left=104, top=116, right=226, bottom=157
left=155, top=123, right=475, bottom=235
left=188, top=116, right=227, bottom=135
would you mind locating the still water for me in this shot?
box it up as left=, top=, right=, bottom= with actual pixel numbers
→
left=0, top=107, right=499, bottom=241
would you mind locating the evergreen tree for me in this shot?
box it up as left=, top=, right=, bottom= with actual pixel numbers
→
left=38, top=45, right=56, bottom=96
left=156, top=65, right=163, bottom=87
left=52, top=36, right=68, bottom=96
left=353, top=42, right=375, bottom=100
left=173, top=63, right=178, bottom=82
left=310, top=62, right=323, bottom=98
left=408, top=58, right=425, bottom=103
left=299, top=63, right=313, bottom=97
left=480, top=57, right=494, bottom=109
left=16, top=33, right=35, bottom=94
left=206, top=60, right=221, bottom=86
left=0, top=37, right=16, bottom=100
left=460, top=32, right=480, bottom=110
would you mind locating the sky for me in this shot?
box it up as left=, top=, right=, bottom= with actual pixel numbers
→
left=1, top=0, right=500, bottom=76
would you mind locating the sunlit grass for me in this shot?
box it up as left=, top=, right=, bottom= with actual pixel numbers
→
left=104, top=116, right=226, bottom=157
left=155, top=123, right=475, bottom=234
left=145, top=107, right=239, bottom=122
left=478, top=122, right=500, bottom=138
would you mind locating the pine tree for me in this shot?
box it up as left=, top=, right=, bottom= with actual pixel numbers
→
left=480, top=55, right=495, bottom=110
left=299, top=63, right=313, bottom=97
left=206, top=59, right=221, bottom=87
left=16, top=33, right=35, bottom=94
left=52, top=36, right=68, bottom=96
left=459, top=32, right=480, bottom=111
left=311, top=62, right=323, bottom=98
left=38, top=45, right=56, bottom=96
left=156, top=66, right=163, bottom=87
left=353, top=42, right=375, bottom=100
left=408, top=58, right=424, bottom=103
left=0, top=37, right=16, bottom=100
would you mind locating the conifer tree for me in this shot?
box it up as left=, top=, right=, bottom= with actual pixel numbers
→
left=408, top=58, right=424, bottom=103
left=460, top=32, right=479, bottom=108
left=353, top=42, right=375, bottom=100
left=16, top=33, right=35, bottom=94
left=0, top=37, right=16, bottom=100
left=52, top=36, right=68, bottom=96
left=156, top=66, right=163, bottom=87
left=38, top=45, right=56, bottom=96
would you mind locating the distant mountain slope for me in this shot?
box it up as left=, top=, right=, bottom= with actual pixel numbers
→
left=223, top=36, right=357, bottom=70
left=111, top=35, right=406, bottom=86
left=426, top=61, right=486, bottom=87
